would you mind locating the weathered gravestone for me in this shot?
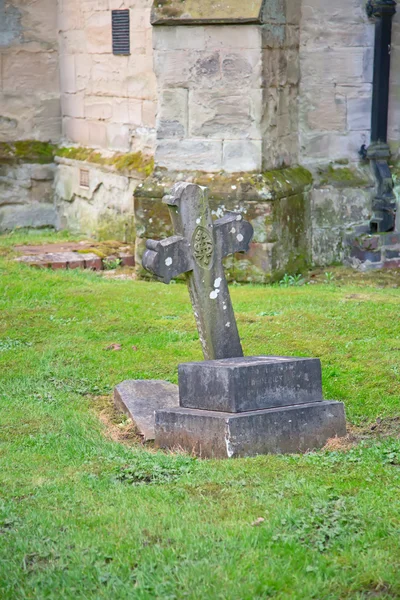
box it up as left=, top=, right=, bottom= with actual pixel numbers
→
left=115, top=182, right=346, bottom=457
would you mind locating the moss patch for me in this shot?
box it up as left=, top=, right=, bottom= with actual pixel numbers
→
left=135, top=166, right=313, bottom=203
left=56, top=147, right=154, bottom=176
left=0, top=141, right=56, bottom=164
left=318, top=165, right=369, bottom=188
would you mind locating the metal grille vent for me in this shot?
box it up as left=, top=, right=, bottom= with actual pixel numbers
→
left=80, top=169, right=90, bottom=188
left=112, top=9, right=130, bottom=55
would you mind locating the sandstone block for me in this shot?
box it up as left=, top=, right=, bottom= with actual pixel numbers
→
left=300, top=88, right=346, bottom=132
left=84, top=96, right=113, bottom=120
left=86, top=11, right=112, bottom=54
left=3, top=50, right=59, bottom=95
left=347, top=96, right=373, bottom=131
left=300, top=47, right=373, bottom=86
left=157, top=89, right=188, bottom=139
left=222, top=140, right=262, bottom=173
left=63, top=117, right=90, bottom=145
left=88, top=120, right=108, bottom=147
left=221, top=50, right=262, bottom=88
left=155, top=140, right=222, bottom=171
left=62, top=93, right=85, bottom=119
left=107, top=123, right=131, bottom=151
left=142, top=100, right=156, bottom=127
left=90, top=55, right=129, bottom=96
left=128, top=98, right=143, bottom=124
left=300, top=131, right=368, bottom=163
left=205, top=25, right=261, bottom=50
left=60, top=54, right=77, bottom=94
left=189, top=90, right=262, bottom=140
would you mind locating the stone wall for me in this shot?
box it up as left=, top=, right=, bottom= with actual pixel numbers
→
left=0, top=0, right=61, bottom=142
left=59, top=0, right=157, bottom=155
left=153, top=24, right=263, bottom=172
left=0, top=162, right=57, bottom=231
left=54, top=157, right=145, bottom=240
left=261, top=0, right=300, bottom=169
left=298, top=0, right=400, bottom=164
left=134, top=167, right=313, bottom=282
left=153, top=0, right=301, bottom=173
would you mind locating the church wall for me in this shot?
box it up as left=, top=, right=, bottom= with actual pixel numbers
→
left=261, top=0, right=300, bottom=169
left=0, top=0, right=60, bottom=232
left=153, top=24, right=264, bottom=172
left=0, top=0, right=61, bottom=142
left=58, top=0, right=157, bottom=155
left=298, top=0, right=400, bottom=164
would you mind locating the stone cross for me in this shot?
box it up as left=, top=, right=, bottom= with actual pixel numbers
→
left=142, top=182, right=254, bottom=360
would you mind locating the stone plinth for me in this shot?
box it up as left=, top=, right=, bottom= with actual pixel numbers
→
left=155, top=401, right=346, bottom=459
left=178, top=356, right=323, bottom=412
left=154, top=355, right=346, bottom=458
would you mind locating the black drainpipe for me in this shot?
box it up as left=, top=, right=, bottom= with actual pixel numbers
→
left=365, top=0, right=397, bottom=233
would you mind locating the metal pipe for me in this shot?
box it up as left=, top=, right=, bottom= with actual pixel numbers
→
left=366, top=0, right=397, bottom=233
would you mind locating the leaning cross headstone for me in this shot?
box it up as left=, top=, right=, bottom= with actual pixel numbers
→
left=142, top=182, right=253, bottom=360
left=114, top=182, right=346, bottom=456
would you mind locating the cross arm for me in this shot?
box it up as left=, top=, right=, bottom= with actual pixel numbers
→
left=142, top=236, right=194, bottom=284
left=214, top=213, right=254, bottom=258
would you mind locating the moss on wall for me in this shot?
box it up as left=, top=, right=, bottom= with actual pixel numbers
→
left=0, top=141, right=56, bottom=164
left=318, top=165, right=369, bottom=188
left=56, top=147, right=154, bottom=176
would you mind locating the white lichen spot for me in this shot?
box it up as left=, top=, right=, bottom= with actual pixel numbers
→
left=214, top=277, right=222, bottom=288
left=231, top=185, right=237, bottom=190
left=149, top=218, right=153, bottom=223
left=223, top=304, right=227, bottom=311
left=225, top=322, right=231, bottom=328
left=230, top=227, right=236, bottom=234
left=196, top=218, right=201, bottom=224
left=237, top=234, right=244, bottom=242
left=209, top=290, right=220, bottom=300
left=165, top=257, right=173, bottom=266
left=236, top=215, right=242, bottom=221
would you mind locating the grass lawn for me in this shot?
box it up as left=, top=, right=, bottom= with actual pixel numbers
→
left=0, top=231, right=400, bottom=599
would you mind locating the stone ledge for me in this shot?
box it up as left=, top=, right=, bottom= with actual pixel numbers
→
left=134, top=166, right=313, bottom=204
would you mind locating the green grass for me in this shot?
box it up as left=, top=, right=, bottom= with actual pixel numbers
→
left=0, top=232, right=400, bottom=599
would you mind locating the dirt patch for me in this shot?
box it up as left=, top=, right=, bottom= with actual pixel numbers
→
left=91, top=395, right=143, bottom=446
left=324, top=417, right=400, bottom=452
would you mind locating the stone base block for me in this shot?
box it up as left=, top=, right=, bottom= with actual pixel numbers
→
left=155, top=401, right=346, bottom=458
left=179, top=356, right=323, bottom=413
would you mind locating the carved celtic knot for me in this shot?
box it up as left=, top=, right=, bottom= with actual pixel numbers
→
left=192, top=226, right=214, bottom=269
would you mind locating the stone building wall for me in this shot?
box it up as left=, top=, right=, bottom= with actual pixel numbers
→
left=0, top=0, right=61, bottom=142
left=58, top=0, right=157, bottom=155
left=152, top=0, right=301, bottom=173
left=298, top=0, right=400, bottom=164
left=0, top=0, right=60, bottom=232
left=261, top=0, right=300, bottom=169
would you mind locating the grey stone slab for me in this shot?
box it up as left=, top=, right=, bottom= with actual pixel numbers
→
left=179, top=355, right=323, bottom=413
left=155, top=401, right=346, bottom=458
left=114, top=380, right=179, bottom=441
